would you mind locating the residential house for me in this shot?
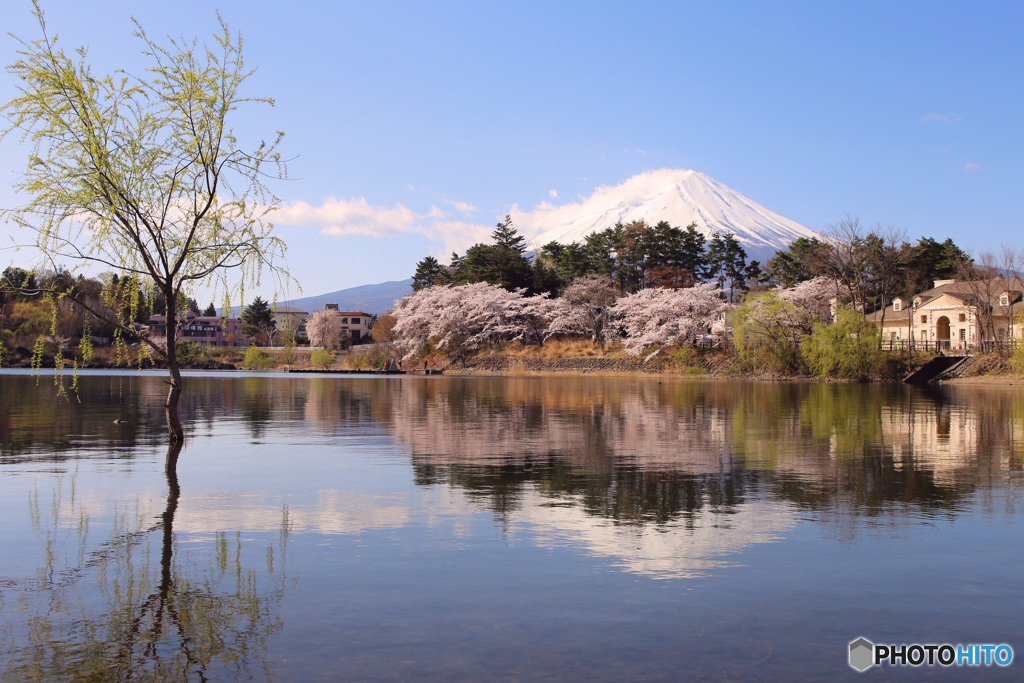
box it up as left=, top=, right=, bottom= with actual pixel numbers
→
left=148, top=313, right=242, bottom=347
left=867, top=278, right=1024, bottom=350
left=271, top=305, right=308, bottom=338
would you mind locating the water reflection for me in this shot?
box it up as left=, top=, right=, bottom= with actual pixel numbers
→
left=6, top=375, right=1022, bottom=520
left=3, top=372, right=1022, bottom=527
left=1, top=371, right=1022, bottom=677
left=389, top=379, right=1022, bottom=516
left=1, top=435, right=290, bottom=681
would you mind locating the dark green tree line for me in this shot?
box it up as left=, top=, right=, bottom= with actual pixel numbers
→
left=415, top=218, right=759, bottom=298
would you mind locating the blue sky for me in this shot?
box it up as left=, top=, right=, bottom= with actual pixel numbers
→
left=2, top=1, right=1022, bottom=303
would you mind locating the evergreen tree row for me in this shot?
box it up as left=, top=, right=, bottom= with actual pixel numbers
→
left=412, top=216, right=762, bottom=299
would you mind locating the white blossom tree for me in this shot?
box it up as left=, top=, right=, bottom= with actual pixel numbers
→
left=391, top=283, right=543, bottom=360
left=306, top=310, right=342, bottom=349
left=777, top=275, right=836, bottom=323
left=611, top=284, right=727, bottom=355
left=545, top=276, right=620, bottom=349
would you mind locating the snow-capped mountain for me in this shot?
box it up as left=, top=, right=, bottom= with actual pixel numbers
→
left=520, top=169, right=821, bottom=263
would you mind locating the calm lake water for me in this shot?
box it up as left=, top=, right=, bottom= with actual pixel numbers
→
left=0, top=369, right=1021, bottom=681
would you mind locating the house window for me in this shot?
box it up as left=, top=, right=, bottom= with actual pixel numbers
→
left=920, top=315, right=927, bottom=324
left=351, top=317, right=360, bottom=325
left=893, top=300, right=901, bottom=312
left=999, top=329, right=1007, bottom=340
left=1000, top=293, right=1009, bottom=306
left=959, top=329, right=966, bottom=341
left=890, top=332, right=897, bottom=340
left=959, top=313, right=966, bottom=322
left=341, top=317, right=348, bottom=324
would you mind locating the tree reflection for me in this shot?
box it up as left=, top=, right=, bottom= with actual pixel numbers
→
left=389, top=378, right=1024, bottom=527
left=2, top=441, right=289, bottom=681
left=4, top=373, right=1023, bottom=585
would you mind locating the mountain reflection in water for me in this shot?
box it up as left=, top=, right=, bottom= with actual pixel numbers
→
left=0, top=371, right=1021, bottom=680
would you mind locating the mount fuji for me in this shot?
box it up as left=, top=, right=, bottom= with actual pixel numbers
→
left=520, top=169, right=822, bottom=263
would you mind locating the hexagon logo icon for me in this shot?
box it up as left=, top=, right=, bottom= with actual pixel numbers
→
left=849, top=637, right=875, bottom=672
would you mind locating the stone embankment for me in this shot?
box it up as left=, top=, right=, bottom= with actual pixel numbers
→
left=456, top=356, right=671, bottom=374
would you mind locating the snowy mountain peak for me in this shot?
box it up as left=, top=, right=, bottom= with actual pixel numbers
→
left=518, top=169, right=821, bottom=263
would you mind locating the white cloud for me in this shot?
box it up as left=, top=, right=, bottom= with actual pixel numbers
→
left=923, top=113, right=961, bottom=124
left=446, top=199, right=477, bottom=215
left=959, top=162, right=981, bottom=173
left=274, top=197, right=491, bottom=256
left=548, top=189, right=558, bottom=199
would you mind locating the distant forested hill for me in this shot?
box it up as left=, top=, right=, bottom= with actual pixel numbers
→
left=229, top=279, right=413, bottom=316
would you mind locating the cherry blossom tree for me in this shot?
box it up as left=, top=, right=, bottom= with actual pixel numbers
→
left=306, top=310, right=342, bottom=349
left=611, top=284, right=727, bottom=355
left=545, top=276, right=620, bottom=349
left=776, top=275, right=836, bottom=323
left=392, top=283, right=551, bottom=360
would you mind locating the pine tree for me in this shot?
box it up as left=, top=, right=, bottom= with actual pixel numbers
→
left=241, top=297, right=276, bottom=344
left=412, top=256, right=446, bottom=291
left=492, top=214, right=526, bottom=253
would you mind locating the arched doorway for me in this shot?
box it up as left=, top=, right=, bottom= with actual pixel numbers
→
left=936, top=316, right=951, bottom=349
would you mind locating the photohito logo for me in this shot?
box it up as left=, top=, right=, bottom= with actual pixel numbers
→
left=849, top=637, right=1014, bottom=672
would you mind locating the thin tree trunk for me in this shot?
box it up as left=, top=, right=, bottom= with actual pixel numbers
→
left=165, top=363, right=184, bottom=442
left=164, top=293, right=185, bottom=442
left=162, top=439, right=182, bottom=587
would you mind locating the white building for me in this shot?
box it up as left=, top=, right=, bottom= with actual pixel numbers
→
left=324, top=304, right=373, bottom=342
left=867, top=279, right=1024, bottom=350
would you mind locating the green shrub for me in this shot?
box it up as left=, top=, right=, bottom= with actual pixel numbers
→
left=242, top=344, right=274, bottom=370
left=671, top=346, right=698, bottom=366
left=730, top=292, right=807, bottom=373
left=281, top=331, right=296, bottom=365
left=1013, top=342, right=1024, bottom=374
left=802, top=307, right=882, bottom=380
left=310, top=348, right=334, bottom=370
left=175, top=339, right=201, bottom=363
left=874, top=351, right=909, bottom=381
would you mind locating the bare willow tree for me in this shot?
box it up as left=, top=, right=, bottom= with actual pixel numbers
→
left=999, top=244, right=1024, bottom=343
left=1, top=4, right=291, bottom=441
left=957, top=250, right=1006, bottom=349
left=822, top=215, right=906, bottom=317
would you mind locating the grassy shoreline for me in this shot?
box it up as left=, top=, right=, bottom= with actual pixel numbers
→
left=4, top=341, right=1021, bottom=384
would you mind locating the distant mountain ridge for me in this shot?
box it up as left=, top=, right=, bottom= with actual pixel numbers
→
left=276, top=279, right=413, bottom=315
left=524, top=169, right=821, bottom=264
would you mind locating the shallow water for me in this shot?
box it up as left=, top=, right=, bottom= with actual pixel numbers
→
left=0, top=370, right=1021, bottom=680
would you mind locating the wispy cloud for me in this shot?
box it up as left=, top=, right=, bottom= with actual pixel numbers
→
left=923, top=113, right=961, bottom=124
left=548, top=189, right=558, bottom=199
left=446, top=199, right=477, bottom=215
left=959, top=162, right=981, bottom=173
left=275, top=197, right=491, bottom=255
